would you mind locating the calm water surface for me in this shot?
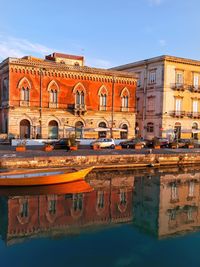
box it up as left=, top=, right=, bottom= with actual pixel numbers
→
left=0, top=166, right=200, bottom=267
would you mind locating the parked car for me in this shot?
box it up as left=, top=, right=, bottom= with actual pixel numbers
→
left=147, top=138, right=170, bottom=148
left=49, top=138, right=71, bottom=150
left=119, top=138, right=147, bottom=148
left=90, top=138, right=115, bottom=148
left=169, top=139, right=192, bottom=148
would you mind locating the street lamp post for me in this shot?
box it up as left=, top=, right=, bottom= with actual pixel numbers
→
left=111, top=76, right=115, bottom=138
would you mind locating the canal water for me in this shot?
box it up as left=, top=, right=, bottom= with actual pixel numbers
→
left=0, top=166, right=200, bottom=267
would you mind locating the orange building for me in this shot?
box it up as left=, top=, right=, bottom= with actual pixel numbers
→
left=0, top=53, right=137, bottom=140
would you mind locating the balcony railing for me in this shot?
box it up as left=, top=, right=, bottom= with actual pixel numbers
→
left=74, top=103, right=87, bottom=115
left=99, top=106, right=107, bottom=111
left=187, top=112, right=200, bottom=118
left=189, top=85, right=200, bottom=93
left=20, top=100, right=30, bottom=107
left=169, top=110, right=185, bottom=117
left=171, top=83, right=186, bottom=91
left=48, top=102, right=58, bottom=108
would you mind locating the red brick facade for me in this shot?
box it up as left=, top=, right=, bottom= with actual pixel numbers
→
left=0, top=54, right=137, bottom=139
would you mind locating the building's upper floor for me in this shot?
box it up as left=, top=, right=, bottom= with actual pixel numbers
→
left=0, top=53, right=137, bottom=114
left=113, top=55, right=200, bottom=93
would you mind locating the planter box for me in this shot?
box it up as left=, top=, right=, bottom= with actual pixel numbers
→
left=43, top=145, right=54, bottom=152
left=16, top=146, right=26, bottom=152
left=93, top=145, right=100, bottom=150
left=115, top=145, right=122, bottom=150
left=135, top=144, right=142, bottom=150
left=70, top=146, right=78, bottom=151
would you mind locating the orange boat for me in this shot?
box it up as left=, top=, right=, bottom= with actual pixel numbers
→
left=0, top=167, right=93, bottom=187
left=0, top=180, right=94, bottom=196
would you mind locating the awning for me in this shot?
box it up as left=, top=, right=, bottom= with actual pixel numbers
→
left=65, top=127, right=128, bottom=132
left=163, top=129, right=200, bottom=134
left=80, top=127, right=110, bottom=132
left=112, top=128, right=127, bottom=132
left=65, top=127, right=75, bottom=132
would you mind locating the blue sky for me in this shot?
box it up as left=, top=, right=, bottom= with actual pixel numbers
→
left=0, top=0, right=200, bottom=68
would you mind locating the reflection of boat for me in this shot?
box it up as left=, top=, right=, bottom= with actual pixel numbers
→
left=0, top=180, right=94, bottom=196
left=0, top=167, right=93, bottom=186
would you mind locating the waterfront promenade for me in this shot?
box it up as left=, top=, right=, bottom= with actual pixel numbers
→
left=0, top=145, right=200, bottom=169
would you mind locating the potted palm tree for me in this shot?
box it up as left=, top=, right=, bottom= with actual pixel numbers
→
left=134, top=138, right=143, bottom=150
left=153, top=137, right=161, bottom=149
left=187, top=139, right=194, bottom=149
left=43, top=143, right=54, bottom=151
left=69, top=135, right=78, bottom=150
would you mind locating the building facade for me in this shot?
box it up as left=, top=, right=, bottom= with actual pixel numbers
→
left=113, top=55, right=200, bottom=140
left=0, top=53, right=137, bottom=140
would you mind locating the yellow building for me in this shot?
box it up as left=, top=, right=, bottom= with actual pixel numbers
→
left=113, top=55, right=200, bottom=140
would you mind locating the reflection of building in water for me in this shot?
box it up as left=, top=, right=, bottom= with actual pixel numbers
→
left=159, top=171, right=200, bottom=238
left=0, top=171, right=134, bottom=245
left=133, top=168, right=200, bottom=238
left=2, top=168, right=200, bottom=244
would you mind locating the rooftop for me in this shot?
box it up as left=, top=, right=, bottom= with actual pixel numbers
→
left=112, top=55, right=200, bottom=70
left=0, top=53, right=137, bottom=80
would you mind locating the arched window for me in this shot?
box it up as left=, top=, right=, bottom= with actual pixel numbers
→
left=120, top=124, right=128, bottom=139
left=98, top=122, right=107, bottom=138
left=122, top=96, right=129, bottom=108
left=174, top=122, right=181, bottom=139
left=73, top=194, right=83, bottom=211
left=47, top=80, right=59, bottom=108
left=75, top=121, right=84, bottom=139
left=21, top=87, right=30, bottom=101
left=49, top=90, right=58, bottom=104
left=18, top=77, right=31, bottom=106
left=120, top=88, right=130, bottom=111
left=100, top=94, right=107, bottom=110
left=147, top=122, right=154, bottom=133
left=98, top=85, right=108, bottom=111
left=20, top=119, right=30, bottom=139
left=73, top=83, right=86, bottom=109
left=192, top=122, right=198, bottom=140
left=97, top=191, right=104, bottom=209
left=48, top=120, right=58, bottom=139
left=81, top=91, right=85, bottom=105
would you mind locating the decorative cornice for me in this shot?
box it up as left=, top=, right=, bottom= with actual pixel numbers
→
left=0, top=57, right=137, bottom=85
left=112, top=55, right=200, bottom=70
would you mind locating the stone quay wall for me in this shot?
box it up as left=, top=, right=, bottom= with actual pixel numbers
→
left=0, top=153, right=200, bottom=169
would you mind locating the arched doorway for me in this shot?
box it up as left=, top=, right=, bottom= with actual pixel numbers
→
left=174, top=122, right=181, bottom=140
left=192, top=122, right=198, bottom=140
left=20, top=119, right=30, bottom=139
left=120, top=124, right=128, bottom=139
left=98, top=122, right=107, bottom=138
left=48, top=120, right=58, bottom=139
left=75, top=121, right=84, bottom=139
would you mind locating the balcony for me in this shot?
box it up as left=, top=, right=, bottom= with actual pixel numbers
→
left=48, top=102, right=58, bottom=108
left=20, top=100, right=30, bottom=107
left=74, top=103, right=87, bottom=115
left=171, top=83, right=186, bottom=91
left=187, top=112, right=200, bottom=118
left=189, top=85, right=200, bottom=93
left=169, top=110, right=185, bottom=118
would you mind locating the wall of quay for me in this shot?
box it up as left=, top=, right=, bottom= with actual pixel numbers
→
left=0, top=153, right=200, bottom=169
